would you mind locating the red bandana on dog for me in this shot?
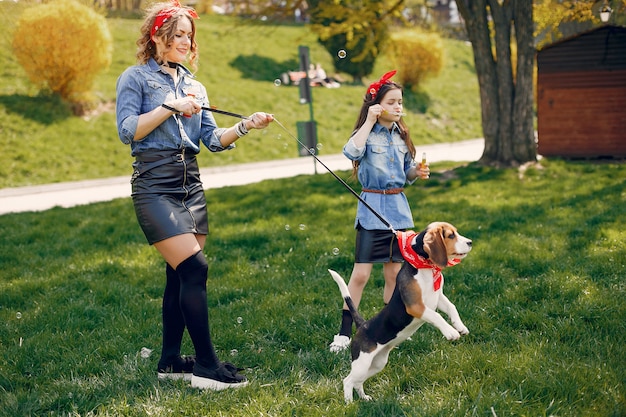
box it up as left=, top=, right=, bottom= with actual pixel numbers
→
left=396, top=230, right=461, bottom=291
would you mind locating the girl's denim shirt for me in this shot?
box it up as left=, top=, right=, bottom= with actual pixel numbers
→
left=116, top=58, right=232, bottom=156
left=343, top=122, right=417, bottom=231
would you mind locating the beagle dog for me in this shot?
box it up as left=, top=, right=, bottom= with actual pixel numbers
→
left=329, top=222, right=472, bottom=403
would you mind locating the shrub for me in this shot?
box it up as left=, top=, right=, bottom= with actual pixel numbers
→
left=12, top=0, right=112, bottom=115
left=388, top=30, right=444, bottom=91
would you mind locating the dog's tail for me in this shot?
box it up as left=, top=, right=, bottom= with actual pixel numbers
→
left=328, top=269, right=365, bottom=328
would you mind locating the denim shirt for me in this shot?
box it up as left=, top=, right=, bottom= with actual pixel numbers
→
left=343, top=122, right=417, bottom=230
left=116, top=58, right=232, bottom=156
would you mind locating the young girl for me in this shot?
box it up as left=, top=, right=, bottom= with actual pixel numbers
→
left=116, top=1, right=273, bottom=389
left=330, top=70, right=429, bottom=352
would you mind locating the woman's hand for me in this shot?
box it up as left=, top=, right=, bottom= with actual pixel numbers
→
left=245, top=112, right=274, bottom=130
left=165, top=96, right=202, bottom=117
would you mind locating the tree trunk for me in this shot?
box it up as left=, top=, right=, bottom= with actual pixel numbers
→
left=456, top=0, right=537, bottom=167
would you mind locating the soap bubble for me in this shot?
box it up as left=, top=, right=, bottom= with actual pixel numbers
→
left=299, top=224, right=306, bottom=231
left=332, top=248, right=340, bottom=255
left=237, top=316, right=243, bottom=324
left=274, top=79, right=282, bottom=87
left=338, top=49, right=347, bottom=59
left=16, top=312, right=22, bottom=319
left=285, top=224, right=291, bottom=231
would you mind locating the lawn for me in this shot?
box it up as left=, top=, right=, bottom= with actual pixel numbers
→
left=1, top=3, right=624, bottom=416
left=0, top=159, right=624, bottom=416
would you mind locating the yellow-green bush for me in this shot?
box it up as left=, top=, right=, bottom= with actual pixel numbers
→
left=12, top=0, right=112, bottom=114
left=388, top=30, right=444, bottom=91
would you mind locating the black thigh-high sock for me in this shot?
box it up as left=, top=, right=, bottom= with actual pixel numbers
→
left=339, top=309, right=353, bottom=337
left=159, top=263, right=185, bottom=366
left=176, top=251, right=219, bottom=369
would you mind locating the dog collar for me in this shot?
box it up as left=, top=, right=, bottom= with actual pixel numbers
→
left=396, top=230, right=461, bottom=291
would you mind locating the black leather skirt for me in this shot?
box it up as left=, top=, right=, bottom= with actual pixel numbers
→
left=354, top=223, right=405, bottom=263
left=131, top=151, right=209, bottom=245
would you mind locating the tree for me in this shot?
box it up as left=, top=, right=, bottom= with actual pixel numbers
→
left=455, top=0, right=536, bottom=167
left=308, top=0, right=405, bottom=84
left=455, top=0, right=626, bottom=167
left=534, top=0, right=626, bottom=48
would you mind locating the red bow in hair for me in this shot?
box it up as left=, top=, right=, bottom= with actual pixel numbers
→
left=367, top=70, right=397, bottom=99
left=151, top=0, right=199, bottom=37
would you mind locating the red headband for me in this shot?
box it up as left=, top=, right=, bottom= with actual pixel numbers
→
left=367, top=70, right=397, bottom=99
left=151, top=0, right=199, bottom=38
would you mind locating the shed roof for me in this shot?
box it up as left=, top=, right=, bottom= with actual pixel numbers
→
left=537, top=25, right=626, bottom=72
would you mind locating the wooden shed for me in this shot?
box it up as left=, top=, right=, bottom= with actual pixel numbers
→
left=536, top=25, right=626, bottom=159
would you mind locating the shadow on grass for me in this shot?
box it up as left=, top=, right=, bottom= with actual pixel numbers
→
left=0, top=93, right=72, bottom=124
left=230, top=54, right=299, bottom=82
left=403, top=88, right=432, bottom=114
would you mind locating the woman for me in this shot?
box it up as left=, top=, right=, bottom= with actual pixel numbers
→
left=116, top=0, right=273, bottom=390
left=329, top=70, right=429, bottom=352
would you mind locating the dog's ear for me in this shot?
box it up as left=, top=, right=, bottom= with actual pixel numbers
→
left=413, top=230, right=428, bottom=258
left=424, top=225, right=448, bottom=268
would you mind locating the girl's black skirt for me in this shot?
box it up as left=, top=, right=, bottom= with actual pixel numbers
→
left=354, top=224, right=405, bottom=263
left=131, top=151, right=208, bottom=245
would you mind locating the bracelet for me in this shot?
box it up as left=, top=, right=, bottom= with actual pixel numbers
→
left=161, top=103, right=182, bottom=115
left=235, top=120, right=249, bottom=138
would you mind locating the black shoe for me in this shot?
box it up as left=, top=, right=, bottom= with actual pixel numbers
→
left=157, top=355, right=196, bottom=381
left=191, top=361, right=249, bottom=390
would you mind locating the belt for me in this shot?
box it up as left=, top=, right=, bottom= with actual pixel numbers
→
left=135, top=150, right=195, bottom=163
left=361, top=187, right=405, bottom=195
left=131, top=151, right=195, bottom=183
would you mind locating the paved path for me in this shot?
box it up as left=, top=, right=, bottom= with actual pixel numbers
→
left=0, top=139, right=484, bottom=215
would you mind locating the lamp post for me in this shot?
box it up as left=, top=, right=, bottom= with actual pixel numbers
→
left=600, top=1, right=612, bottom=23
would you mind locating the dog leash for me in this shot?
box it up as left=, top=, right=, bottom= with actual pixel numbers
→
left=202, top=106, right=397, bottom=234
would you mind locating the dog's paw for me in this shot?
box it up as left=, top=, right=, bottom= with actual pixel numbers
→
left=453, top=322, right=469, bottom=335
left=441, top=326, right=461, bottom=341
left=355, top=390, right=372, bottom=401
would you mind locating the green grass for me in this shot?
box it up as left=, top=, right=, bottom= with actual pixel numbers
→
left=1, top=159, right=625, bottom=416
left=0, top=3, right=481, bottom=188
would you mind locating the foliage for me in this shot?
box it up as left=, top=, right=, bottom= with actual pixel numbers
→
left=388, top=30, right=443, bottom=91
left=534, top=0, right=626, bottom=49
left=194, top=0, right=214, bottom=15
left=12, top=0, right=113, bottom=115
left=308, top=0, right=405, bottom=83
left=1, top=159, right=625, bottom=416
left=0, top=7, right=482, bottom=188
